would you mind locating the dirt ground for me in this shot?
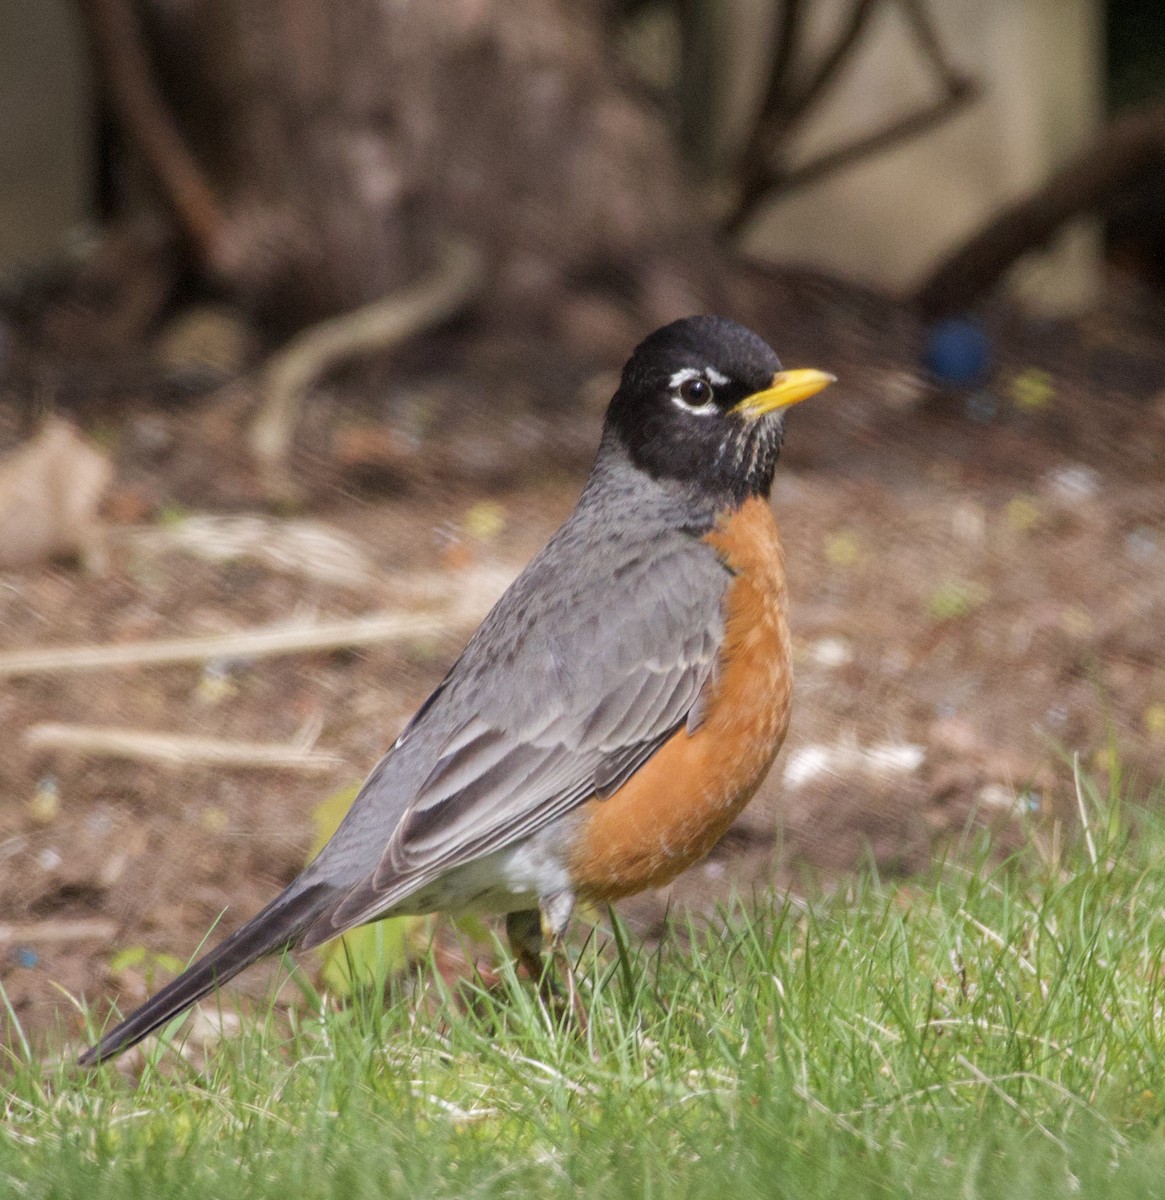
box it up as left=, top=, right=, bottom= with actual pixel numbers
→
left=1, top=266, right=1163, bottom=1056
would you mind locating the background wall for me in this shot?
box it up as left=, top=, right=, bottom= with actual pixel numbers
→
left=729, top=0, right=1104, bottom=311
left=0, top=0, right=93, bottom=274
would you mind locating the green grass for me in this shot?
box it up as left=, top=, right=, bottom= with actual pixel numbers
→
left=4, top=770, right=1165, bottom=1198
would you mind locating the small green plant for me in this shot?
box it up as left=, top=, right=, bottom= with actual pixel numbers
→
left=106, top=946, right=187, bottom=989
left=926, top=578, right=991, bottom=620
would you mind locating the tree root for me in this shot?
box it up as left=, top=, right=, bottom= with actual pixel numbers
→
left=248, top=240, right=485, bottom=500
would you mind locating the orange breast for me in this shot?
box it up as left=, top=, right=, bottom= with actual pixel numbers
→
left=567, top=497, right=793, bottom=902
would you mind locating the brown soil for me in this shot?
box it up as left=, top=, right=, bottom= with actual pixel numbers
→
left=1, top=270, right=1163, bottom=1057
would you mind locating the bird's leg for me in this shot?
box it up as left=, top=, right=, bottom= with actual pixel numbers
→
left=505, top=894, right=584, bottom=1029
left=505, top=908, right=546, bottom=982
left=542, top=890, right=586, bottom=1031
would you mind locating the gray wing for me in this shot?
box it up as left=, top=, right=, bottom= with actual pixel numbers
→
left=302, top=518, right=731, bottom=939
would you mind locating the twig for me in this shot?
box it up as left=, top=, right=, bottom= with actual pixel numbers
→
left=764, top=80, right=976, bottom=203
left=781, top=0, right=880, bottom=131
left=728, top=0, right=877, bottom=235
left=0, top=918, right=119, bottom=946
left=896, top=0, right=964, bottom=91
left=728, top=80, right=975, bottom=234
left=248, top=240, right=485, bottom=500
left=724, top=0, right=976, bottom=236
left=767, top=0, right=805, bottom=114
left=0, top=602, right=501, bottom=682
left=24, top=724, right=344, bottom=773
left=0, top=563, right=514, bottom=680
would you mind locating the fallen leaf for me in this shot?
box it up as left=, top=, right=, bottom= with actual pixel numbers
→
left=0, top=418, right=113, bottom=569
left=1007, top=367, right=1055, bottom=411
left=464, top=500, right=507, bottom=541
left=1004, top=495, right=1042, bottom=532
left=824, top=530, right=860, bottom=567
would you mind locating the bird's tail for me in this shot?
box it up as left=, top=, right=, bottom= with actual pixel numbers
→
left=78, top=883, right=331, bottom=1066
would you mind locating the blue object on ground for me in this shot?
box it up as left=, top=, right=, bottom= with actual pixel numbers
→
left=924, top=316, right=991, bottom=387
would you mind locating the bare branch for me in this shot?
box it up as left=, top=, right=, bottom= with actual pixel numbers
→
left=771, top=79, right=976, bottom=207
left=727, top=82, right=976, bottom=235
left=914, top=103, right=1165, bottom=319
left=895, top=0, right=964, bottom=92
left=761, top=0, right=806, bottom=120
left=781, top=0, right=880, bottom=130
left=723, top=0, right=976, bottom=238
left=77, top=0, right=227, bottom=268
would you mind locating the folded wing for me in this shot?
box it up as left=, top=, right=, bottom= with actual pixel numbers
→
left=301, top=527, right=730, bottom=942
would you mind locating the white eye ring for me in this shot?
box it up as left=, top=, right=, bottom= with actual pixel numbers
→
left=669, top=368, right=717, bottom=414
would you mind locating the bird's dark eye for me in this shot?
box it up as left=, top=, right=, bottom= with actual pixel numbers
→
left=678, top=377, right=714, bottom=407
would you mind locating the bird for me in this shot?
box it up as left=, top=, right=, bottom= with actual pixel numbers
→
left=79, top=315, right=833, bottom=1065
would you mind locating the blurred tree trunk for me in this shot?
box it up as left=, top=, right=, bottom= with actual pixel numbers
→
left=83, top=0, right=976, bottom=337
left=88, top=0, right=714, bottom=331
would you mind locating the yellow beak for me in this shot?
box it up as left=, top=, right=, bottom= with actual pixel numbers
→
left=732, top=368, right=835, bottom=420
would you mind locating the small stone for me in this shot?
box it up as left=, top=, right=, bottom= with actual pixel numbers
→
left=185, top=1007, right=241, bottom=1051
left=85, top=811, right=113, bottom=838
left=1125, top=527, right=1158, bottom=563
left=976, top=783, right=1017, bottom=812
left=807, top=637, right=853, bottom=668
left=200, top=807, right=230, bottom=834
left=1044, top=464, right=1100, bottom=503
left=196, top=660, right=238, bottom=706
left=880, top=370, right=928, bottom=412
left=36, top=847, right=62, bottom=872
left=1060, top=606, right=1093, bottom=637
left=128, top=414, right=174, bottom=457
left=951, top=501, right=987, bottom=544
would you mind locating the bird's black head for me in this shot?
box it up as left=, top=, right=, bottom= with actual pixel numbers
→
left=604, top=315, right=833, bottom=507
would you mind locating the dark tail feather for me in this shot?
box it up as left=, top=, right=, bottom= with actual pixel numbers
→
left=79, top=884, right=331, bottom=1066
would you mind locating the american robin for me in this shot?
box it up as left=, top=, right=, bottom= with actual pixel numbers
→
left=80, top=315, right=833, bottom=1065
